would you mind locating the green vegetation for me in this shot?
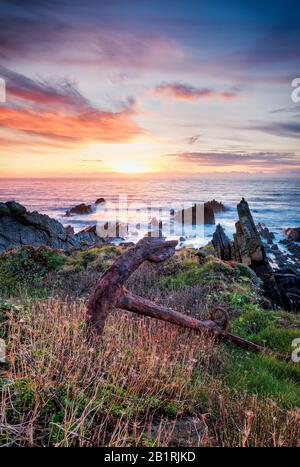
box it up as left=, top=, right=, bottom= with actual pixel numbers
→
left=224, top=351, right=300, bottom=407
left=160, top=255, right=234, bottom=290
left=0, top=245, right=121, bottom=299
left=62, top=245, right=119, bottom=273
left=223, top=307, right=300, bottom=408
left=0, top=246, right=65, bottom=297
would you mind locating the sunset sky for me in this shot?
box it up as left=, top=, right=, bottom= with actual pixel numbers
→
left=0, top=0, right=299, bottom=178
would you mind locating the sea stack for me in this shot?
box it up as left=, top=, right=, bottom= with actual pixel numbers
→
left=213, top=198, right=283, bottom=309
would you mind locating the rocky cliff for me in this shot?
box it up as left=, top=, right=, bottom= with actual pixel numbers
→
left=212, top=198, right=284, bottom=309
left=0, top=201, right=102, bottom=253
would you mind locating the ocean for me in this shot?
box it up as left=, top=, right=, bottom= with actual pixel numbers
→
left=0, top=177, right=299, bottom=248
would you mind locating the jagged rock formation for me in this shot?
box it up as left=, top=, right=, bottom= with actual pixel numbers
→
left=212, top=198, right=283, bottom=309
left=0, top=201, right=103, bottom=253
left=212, top=224, right=232, bottom=260
left=232, top=198, right=265, bottom=265
left=206, top=199, right=228, bottom=213
left=174, top=203, right=215, bottom=226
left=257, top=223, right=275, bottom=244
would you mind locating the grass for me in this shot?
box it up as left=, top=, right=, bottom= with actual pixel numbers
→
left=62, top=245, right=120, bottom=273
left=0, top=295, right=299, bottom=447
left=0, top=246, right=299, bottom=446
left=225, top=350, right=300, bottom=407
left=226, top=307, right=300, bottom=410
left=0, top=246, right=65, bottom=298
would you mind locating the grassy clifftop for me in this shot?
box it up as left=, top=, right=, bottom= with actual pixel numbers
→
left=0, top=245, right=299, bottom=446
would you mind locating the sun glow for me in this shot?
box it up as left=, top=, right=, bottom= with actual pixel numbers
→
left=108, top=160, right=154, bottom=174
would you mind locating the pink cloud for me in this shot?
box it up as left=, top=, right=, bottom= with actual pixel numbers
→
left=154, top=82, right=238, bottom=102
left=0, top=66, right=143, bottom=145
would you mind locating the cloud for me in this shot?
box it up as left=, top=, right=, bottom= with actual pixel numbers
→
left=165, top=151, right=300, bottom=170
left=248, top=121, right=300, bottom=139
left=153, top=82, right=238, bottom=102
left=0, top=65, right=90, bottom=110
left=0, top=5, right=183, bottom=72
left=0, top=107, right=142, bottom=144
left=1, top=1, right=299, bottom=85
left=185, top=134, right=202, bottom=145
left=0, top=67, right=142, bottom=144
left=270, top=105, right=300, bottom=115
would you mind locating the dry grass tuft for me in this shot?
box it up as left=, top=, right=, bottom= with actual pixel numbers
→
left=1, top=297, right=299, bottom=446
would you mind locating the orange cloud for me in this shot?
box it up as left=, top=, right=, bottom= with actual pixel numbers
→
left=0, top=106, right=142, bottom=143
left=0, top=66, right=143, bottom=146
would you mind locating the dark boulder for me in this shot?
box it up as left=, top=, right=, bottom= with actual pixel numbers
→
left=6, top=201, right=27, bottom=215
left=206, top=199, right=228, bottom=213
left=284, top=227, right=300, bottom=242
left=95, top=197, right=105, bottom=205
left=66, top=203, right=93, bottom=216
left=284, top=241, right=300, bottom=257
left=0, top=202, right=10, bottom=216
left=76, top=224, right=104, bottom=246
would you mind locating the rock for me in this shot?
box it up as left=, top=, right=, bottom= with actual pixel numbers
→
left=0, top=201, right=101, bottom=253
left=284, top=227, right=300, bottom=242
left=174, top=203, right=215, bottom=226
left=277, top=265, right=297, bottom=275
left=212, top=224, right=232, bottom=260
left=95, top=197, right=105, bottom=205
left=285, top=293, right=300, bottom=311
left=206, top=199, right=228, bottom=213
left=150, top=217, right=159, bottom=228
left=233, top=199, right=284, bottom=307
left=0, top=202, right=10, bottom=216
left=286, top=242, right=300, bottom=256
left=148, top=218, right=163, bottom=237
left=278, top=238, right=300, bottom=261
left=6, top=200, right=26, bottom=215
left=257, top=223, right=275, bottom=244
left=76, top=224, right=104, bottom=246
left=232, top=198, right=264, bottom=265
left=64, top=225, right=75, bottom=235
left=66, top=203, right=93, bottom=216
left=213, top=198, right=283, bottom=309
left=97, top=221, right=128, bottom=239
